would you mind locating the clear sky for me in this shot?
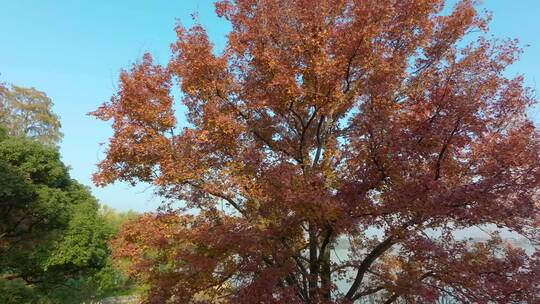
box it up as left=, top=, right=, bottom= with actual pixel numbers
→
left=0, top=1, right=539, bottom=212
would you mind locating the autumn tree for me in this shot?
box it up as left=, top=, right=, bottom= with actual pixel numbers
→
left=94, top=0, right=540, bottom=303
left=0, top=84, right=62, bottom=145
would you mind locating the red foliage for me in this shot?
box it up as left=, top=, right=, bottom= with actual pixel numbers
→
left=95, top=1, right=540, bottom=303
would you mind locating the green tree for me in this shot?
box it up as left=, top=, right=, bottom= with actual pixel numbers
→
left=0, top=279, right=39, bottom=304
left=99, top=205, right=138, bottom=233
left=0, top=134, right=109, bottom=303
left=0, top=81, right=137, bottom=301
left=0, top=85, right=62, bottom=146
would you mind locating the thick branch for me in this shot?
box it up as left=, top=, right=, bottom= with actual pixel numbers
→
left=434, top=118, right=460, bottom=180
left=308, top=224, right=319, bottom=299
left=344, top=236, right=395, bottom=300
left=312, top=115, right=326, bottom=167
left=352, top=286, right=385, bottom=301
left=298, top=106, right=319, bottom=166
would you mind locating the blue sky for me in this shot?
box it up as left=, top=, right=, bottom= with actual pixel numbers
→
left=0, top=1, right=539, bottom=212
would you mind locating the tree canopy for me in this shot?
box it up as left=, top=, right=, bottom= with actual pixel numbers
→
left=0, top=78, right=139, bottom=302
left=94, top=0, right=540, bottom=303
left=0, top=84, right=62, bottom=146
left=0, top=130, right=122, bottom=303
left=0, top=131, right=110, bottom=296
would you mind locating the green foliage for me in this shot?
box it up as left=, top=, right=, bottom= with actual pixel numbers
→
left=0, top=136, right=71, bottom=257
left=99, top=205, right=138, bottom=233
left=0, top=90, right=138, bottom=301
left=0, top=124, right=7, bottom=140
left=92, top=261, right=139, bottom=297
left=0, top=279, right=40, bottom=304
left=92, top=206, right=139, bottom=298
left=0, top=85, right=62, bottom=146
left=0, top=134, right=126, bottom=302
left=46, top=188, right=109, bottom=269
